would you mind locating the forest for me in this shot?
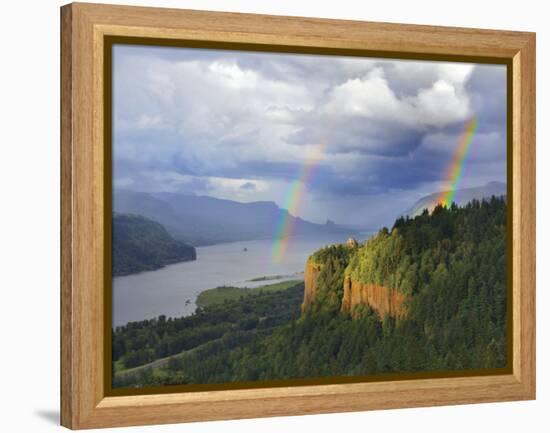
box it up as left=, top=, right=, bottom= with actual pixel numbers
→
left=112, top=282, right=304, bottom=386
left=113, top=197, right=508, bottom=387
left=112, top=213, right=196, bottom=276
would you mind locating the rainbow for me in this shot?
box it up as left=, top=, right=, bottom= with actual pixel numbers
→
left=436, top=117, right=479, bottom=208
left=271, top=143, right=326, bottom=263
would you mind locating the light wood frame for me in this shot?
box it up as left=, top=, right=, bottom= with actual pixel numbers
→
left=60, top=2, right=536, bottom=429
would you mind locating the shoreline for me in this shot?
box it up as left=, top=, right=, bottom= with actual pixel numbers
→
left=114, top=277, right=305, bottom=329
left=112, top=236, right=342, bottom=327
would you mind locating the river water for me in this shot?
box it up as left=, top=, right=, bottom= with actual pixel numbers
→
left=112, top=235, right=350, bottom=327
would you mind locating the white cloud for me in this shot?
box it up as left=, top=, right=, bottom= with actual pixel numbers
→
left=323, top=68, right=402, bottom=119
left=119, top=55, right=317, bottom=170
left=116, top=53, right=476, bottom=165
left=321, top=65, right=472, bottom=129
left=412, top=79, right=470, bottom=126
left=208, top=61, right=258, bottom=89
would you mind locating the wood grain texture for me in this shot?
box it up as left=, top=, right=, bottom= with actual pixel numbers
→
left=512, top=34, right=536, bottom=396
left=76, top=2, right=532, bottom=58
left=60, top=2, right=536, bottom=429
left=60, top=4, right=73, bottom=429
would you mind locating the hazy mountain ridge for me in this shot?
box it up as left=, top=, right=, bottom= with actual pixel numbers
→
left=403, top=181, right=506, bottom=218
left=114, top=189, right=355, bottom=246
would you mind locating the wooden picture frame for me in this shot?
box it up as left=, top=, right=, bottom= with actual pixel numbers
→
left=60, top=2, right=536, bottom=429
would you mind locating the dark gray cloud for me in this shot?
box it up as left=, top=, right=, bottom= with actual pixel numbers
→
left=112, top=45, right=507, bottom=226
left=239, top=182, right=256, bottom=191
left=467, top=64, right=507, bottom=133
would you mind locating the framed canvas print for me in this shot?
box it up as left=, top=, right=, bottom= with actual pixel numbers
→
left=60, top=3, right=536, bottom=430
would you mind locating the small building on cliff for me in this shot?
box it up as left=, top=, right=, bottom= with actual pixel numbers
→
left=346, top=237, right=358, bottom=248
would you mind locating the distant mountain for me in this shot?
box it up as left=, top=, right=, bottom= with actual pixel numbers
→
left=113, top=190, right=355, bottom=246
left=112, top=213, right=196, bottom=276
left=402, top=181, right=506, bottom=217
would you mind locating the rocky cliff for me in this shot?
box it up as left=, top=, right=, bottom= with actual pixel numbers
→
left=302, top=238, right=408, bottom=319
left=301, top=260, right=322, bottom=312
left=301, top=197, right=507, bottom=347
left=341, top=276, right=407, bottom=318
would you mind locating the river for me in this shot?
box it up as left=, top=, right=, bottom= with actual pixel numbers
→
left=112, top=235, right=353, bottom=327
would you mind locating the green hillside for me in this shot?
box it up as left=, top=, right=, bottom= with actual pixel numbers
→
left=348, top=197, right=507, bottom=296
left=112, top=213, right=196, bottom=276
left=196, top=280, right=302, bottom=308
left=113, top=197, right=508, bottom=387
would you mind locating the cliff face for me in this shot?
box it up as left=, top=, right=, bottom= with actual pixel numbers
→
left=341, top=276, right=407, bottom=318
left=302, top=264, right=408, bottom=319
left=301, top=260, right=322, bottom=312
left=302, top=242, right=408, bottom=319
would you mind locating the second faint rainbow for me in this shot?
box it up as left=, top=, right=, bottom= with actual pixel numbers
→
left=271, top=143, right=326, bottom=263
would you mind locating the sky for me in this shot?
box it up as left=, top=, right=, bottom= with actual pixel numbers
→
left=112, top=44, right=507, bottom=228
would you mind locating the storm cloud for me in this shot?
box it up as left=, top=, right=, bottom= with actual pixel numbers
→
left=113, top=45, right=507, bottom=227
